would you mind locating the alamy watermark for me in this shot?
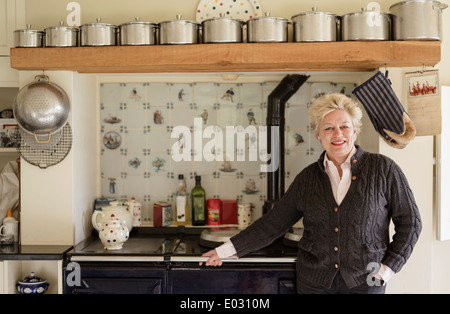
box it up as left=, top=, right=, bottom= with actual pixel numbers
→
left=170, top=118, right=280, bottom=173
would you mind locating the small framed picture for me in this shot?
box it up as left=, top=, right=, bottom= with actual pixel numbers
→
left=408, top=72, right=439, bottom=97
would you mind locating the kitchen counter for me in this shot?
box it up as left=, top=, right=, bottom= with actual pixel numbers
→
left=0, top=244, right=73, bottom=260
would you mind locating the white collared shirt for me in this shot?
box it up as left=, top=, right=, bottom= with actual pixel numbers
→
left=323, top=146, right=356, bottom=205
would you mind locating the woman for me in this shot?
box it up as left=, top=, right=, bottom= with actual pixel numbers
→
left=201, top=93, right=422, bottom=294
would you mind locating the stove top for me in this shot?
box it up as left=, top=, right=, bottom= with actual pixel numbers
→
left=67, top=227, right=298, bottom=263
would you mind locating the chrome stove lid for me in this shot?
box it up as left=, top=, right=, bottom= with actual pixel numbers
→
left=199, top=228, right=241, bottom=248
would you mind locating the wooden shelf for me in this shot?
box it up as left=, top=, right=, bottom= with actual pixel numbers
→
left=10, top=41, right=441, bottom=73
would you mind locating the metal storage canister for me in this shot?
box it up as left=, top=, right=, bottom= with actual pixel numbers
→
left=390, top=0, right=448, bottom=41
left=80, top=18, right=118, bottom=46
left=202, top=13, right=246, bottom=43
left=119, top=17, right=157, bottom=46
left=247, top=12, right=290, bottom=43
left=341, top=9, right=391, bottom=41
left=159, top=15, right=200, bottom=44
left=291, top=7, right=339, bottom=42
left=14, top=25, right=44, bottom=47
left=45, top=22, right=79, bottom=47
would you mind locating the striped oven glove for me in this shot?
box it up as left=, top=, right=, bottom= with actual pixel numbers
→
left=352, top=71, right=416, bottom=149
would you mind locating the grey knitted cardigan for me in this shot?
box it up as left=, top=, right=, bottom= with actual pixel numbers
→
left=230, top=145, right=422, bottom=289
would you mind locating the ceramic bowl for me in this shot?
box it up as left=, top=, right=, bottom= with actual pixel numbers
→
left=16, top=272, right=49, bottom=294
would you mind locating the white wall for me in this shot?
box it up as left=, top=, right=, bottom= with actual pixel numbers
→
left=19, top=71, right=98, bottom=245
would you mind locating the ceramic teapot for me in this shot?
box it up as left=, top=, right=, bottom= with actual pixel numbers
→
left=96, top=217, right=129, bottom=250
left=92, top=201, right=133, bottom=233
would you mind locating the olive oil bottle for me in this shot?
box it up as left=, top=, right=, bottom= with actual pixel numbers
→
left=175, top=174, right=188, bottom=226
left=191, top=175, right=206, bottom=225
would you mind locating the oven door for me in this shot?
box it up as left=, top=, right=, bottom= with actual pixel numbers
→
left=169, top=262, right=296, bottom=294
left=63, top=262, right=168, bottom=294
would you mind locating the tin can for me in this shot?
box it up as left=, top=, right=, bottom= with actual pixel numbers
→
left=207, top=199, right=221, bottom=225
left=153, top=202, right=172, bottom=227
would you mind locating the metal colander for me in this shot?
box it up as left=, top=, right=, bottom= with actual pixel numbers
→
left=13, top=75, right=70, bottom=143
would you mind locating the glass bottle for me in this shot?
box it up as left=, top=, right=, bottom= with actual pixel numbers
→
left=175, top=174, right=188, bottom=226
left=191, top=175, right=206, bottom=225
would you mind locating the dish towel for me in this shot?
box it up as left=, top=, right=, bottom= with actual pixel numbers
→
left=352, top=71, right=416, bottom=149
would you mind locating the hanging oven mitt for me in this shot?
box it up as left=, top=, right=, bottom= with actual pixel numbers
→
left=352, top=71, right=416, bottom=149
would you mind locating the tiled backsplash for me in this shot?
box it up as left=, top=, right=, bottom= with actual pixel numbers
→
left=100, top=80, right=357, bottom=223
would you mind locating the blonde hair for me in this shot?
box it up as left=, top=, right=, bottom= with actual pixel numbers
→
left=308, top=93, right=362, bottom=136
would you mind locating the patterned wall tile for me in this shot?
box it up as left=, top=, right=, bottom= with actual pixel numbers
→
left=100, top=79, right=356, bottom=224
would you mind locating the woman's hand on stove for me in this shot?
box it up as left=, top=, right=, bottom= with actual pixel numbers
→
left=200, top=249, right=223, bottom=266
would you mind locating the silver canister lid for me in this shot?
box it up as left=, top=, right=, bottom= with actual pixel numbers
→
left=14, top=24, right=43, bottom=34
left=81, top=18, right=118, bottom=28
left=159, top=14, right=200, bottom=26
left=248, top=12, right=289, bottom=23
left=44, top=21, right=79, bottom=32
left=291, top=7, right=338, bottom=19
left=202, top=12, right=246, bottom=24
left=119, top=17, right=157, bottom=27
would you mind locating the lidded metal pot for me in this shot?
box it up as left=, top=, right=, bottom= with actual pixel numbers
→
left=119, top=17, right=157, bottom=46
left=202, top=13, right=246, bottom=43
left=14, top=25, right=44, bottom=47
left=341, top=9, right=392, bottom=41
left=247, top=12, right=290, bottom=43
left=390, top=0, right=448, bottom=41
left=159, top=14, right=200, bottom=44
left=80, top=18, right=118, bottom=46
left=45, top=21, right=79, bottom=47
left=291, top=7, right=339, bottom=42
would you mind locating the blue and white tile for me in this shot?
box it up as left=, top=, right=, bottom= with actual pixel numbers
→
left=171, top=83, right=193, bottom=106
left=148, top=83, right=171, bottom=106
left=148, top=174, right=171, bottom=202
left=123, top=105, right=147, bottom=129
left=194, top=83, right=217, bottom=107
left=286, top=105, right=309, bottom=130
left=100, top=83, right=122, bottom=107
left=124, top=83, right=146, bottom=105
left=125, top=153, right=147, bottom=175
left=240, top=83, right=263, bottom=107
left=123, top=174, right=147, bottom=199
left=123, top=129, right=147, bottom=154
left=218, top=83, right=239, bottom=104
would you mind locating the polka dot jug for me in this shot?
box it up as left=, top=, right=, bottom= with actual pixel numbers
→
left=98, top=217, right=130, bottom=250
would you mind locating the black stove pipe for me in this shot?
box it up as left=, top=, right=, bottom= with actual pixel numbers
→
left=263, top=74, right=309, bottom=215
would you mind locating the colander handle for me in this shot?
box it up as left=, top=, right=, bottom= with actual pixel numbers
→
left=34, top=132, right=52, bottom=143
left=33, top=75, right=50, bottom=84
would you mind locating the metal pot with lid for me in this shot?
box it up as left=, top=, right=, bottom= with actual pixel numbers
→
left=202, top=13, right=246, bottom=43
left=247, top=12, right=290, bottom=43
left=390, top=0, right=448, bottom=41
left=45, top=21, right=79, bottom=47
left=119, top=17, right=157, bottom=46
left=341, top=8, right=392, bottom=41
left=291, top=7, right=339, bottom=42
left=80, top=18, right=118, bottom=46
left=14, top=25, right=44, bottom=47
left=159, top=14, right=200, bottom=44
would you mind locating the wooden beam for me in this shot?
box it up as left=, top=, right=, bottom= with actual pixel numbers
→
left=10, top=41, right=441, bottom=73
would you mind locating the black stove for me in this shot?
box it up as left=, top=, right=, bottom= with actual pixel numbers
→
left=64, top=227, right=298, bottom=294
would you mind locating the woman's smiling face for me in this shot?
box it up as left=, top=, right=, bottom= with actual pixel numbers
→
left=317, top=109, right=356, bottom=164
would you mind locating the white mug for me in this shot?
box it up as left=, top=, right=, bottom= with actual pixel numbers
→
left=0, top=220, right=19, bottom=243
